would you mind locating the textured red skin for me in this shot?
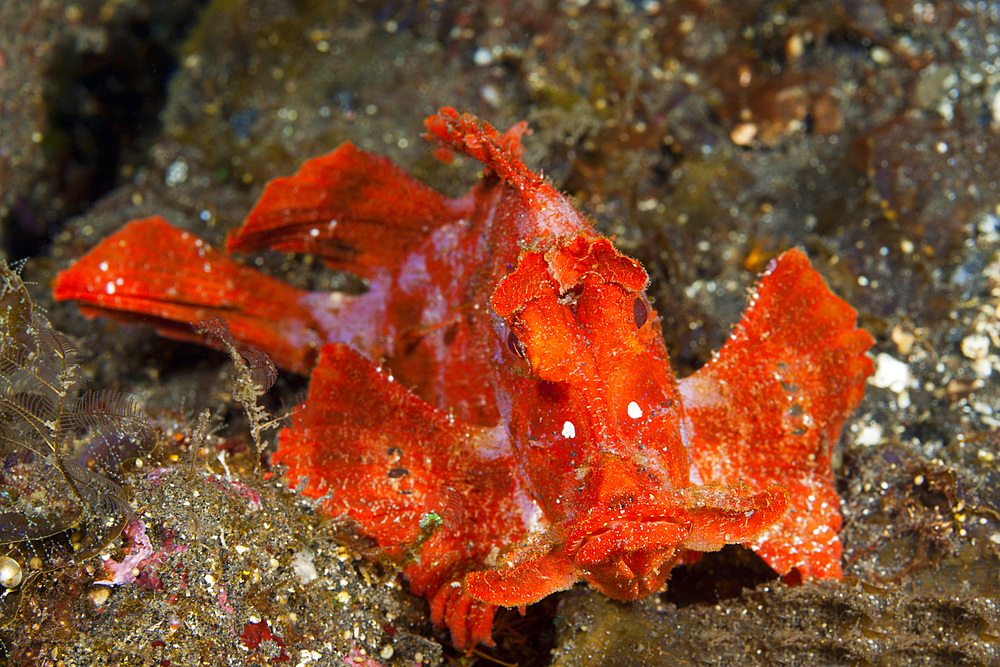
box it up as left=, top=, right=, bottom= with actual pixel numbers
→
left=53, top=108, right=874, bottom=649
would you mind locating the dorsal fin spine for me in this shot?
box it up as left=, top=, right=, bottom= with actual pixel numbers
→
left=424, top=107, right=540, bottom=191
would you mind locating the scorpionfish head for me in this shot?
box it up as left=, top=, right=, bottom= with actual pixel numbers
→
left=491, top=234, right=697, bottom=597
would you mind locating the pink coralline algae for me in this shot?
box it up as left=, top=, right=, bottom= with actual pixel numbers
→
left=96, top=519, right=187, bottom=588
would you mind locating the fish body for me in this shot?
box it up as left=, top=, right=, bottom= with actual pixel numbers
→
left=54, top=109, right=874, bottom=649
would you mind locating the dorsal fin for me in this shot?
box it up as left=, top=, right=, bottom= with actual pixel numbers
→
left=424, top=107, right=540, bottom=191
left=226, top=143, right=472, bottom=278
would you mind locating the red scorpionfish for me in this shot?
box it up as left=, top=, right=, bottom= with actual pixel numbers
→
left=54, top=108, right=875, bottom=649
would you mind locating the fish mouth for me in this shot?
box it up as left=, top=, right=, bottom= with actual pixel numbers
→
left=570, top=518, right=689, bottom=599
left=573, top=518, right=688, bottom=564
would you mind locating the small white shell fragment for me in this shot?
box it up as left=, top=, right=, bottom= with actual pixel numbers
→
left=0, top=556, right=22, bottom=588
left=869, top=353, right=911, bottom=393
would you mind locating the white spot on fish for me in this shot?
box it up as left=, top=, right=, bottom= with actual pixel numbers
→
left=628, top=401, right=643, bottom=419
left=562, top=421, right=576, bottom=439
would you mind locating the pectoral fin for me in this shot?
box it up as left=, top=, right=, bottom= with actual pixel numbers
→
left=679, top=481, right=789, bottom=552
left=275, top=343, right=530, bottom=648
left=465, top=543, right=579, bottom=607
left=680, top=248, right=874, bottom=579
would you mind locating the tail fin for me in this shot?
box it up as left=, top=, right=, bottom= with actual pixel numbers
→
left=679, top=248, right=874, bottom=580
left=53, top=217, right=325, bottom=375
